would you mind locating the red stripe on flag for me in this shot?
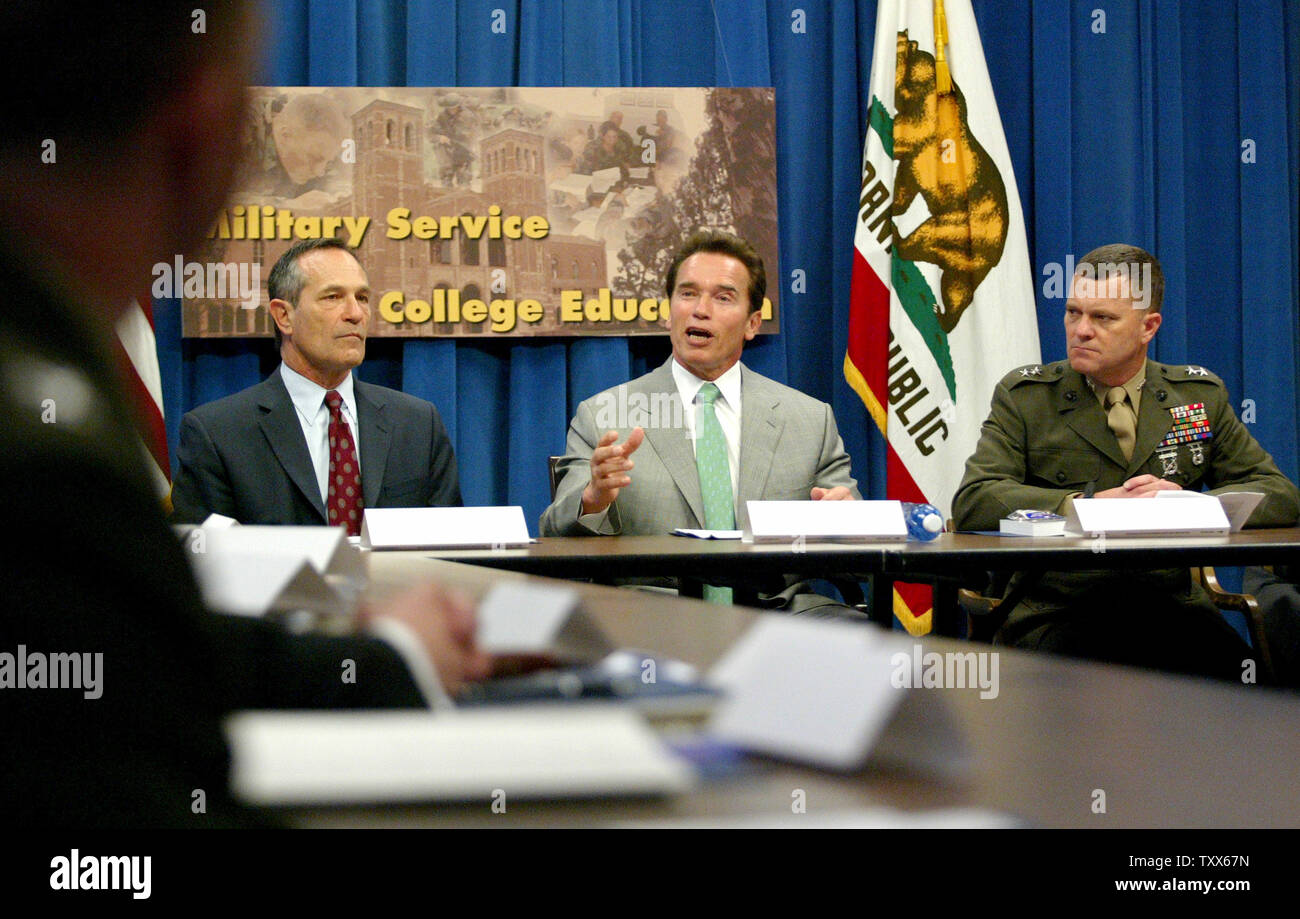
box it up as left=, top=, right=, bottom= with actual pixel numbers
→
left=885, top=442, right=934, bottom=632
left=134, top=293, right=155, bottom=326
left=846, top=252, right=935, bottom=631
left=846, top=249, right=891, bottom=432
left=110, top=335, right=170, bottom=478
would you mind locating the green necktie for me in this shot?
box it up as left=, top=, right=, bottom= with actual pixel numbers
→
left=695, top=382, right=734, bottom=604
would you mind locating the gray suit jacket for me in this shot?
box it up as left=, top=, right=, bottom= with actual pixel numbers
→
left=172, top=370, right=460, bottom=525
left=540, top=359, right=860, bottom=536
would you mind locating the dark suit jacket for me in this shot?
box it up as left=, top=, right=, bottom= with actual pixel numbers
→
left=0, top=248, right=426, bottom=829
left=171, top=371, right=461, bottom=525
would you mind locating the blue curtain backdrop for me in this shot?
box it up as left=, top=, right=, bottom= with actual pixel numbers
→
left=158, top=0, right=1300, bottom=534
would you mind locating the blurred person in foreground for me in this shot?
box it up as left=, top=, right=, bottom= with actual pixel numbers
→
left=0, top=0, right=489, bottom=827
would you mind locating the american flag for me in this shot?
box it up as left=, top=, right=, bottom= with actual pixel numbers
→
left=113, top=294, right=172, bottom=508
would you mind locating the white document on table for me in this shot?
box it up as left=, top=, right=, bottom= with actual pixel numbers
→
left=476, top=582, right=613, bottom=662
left=199, top=524, right=362, bottom=580
left=361, top=506, right=530, bottom=550
left=746, top=499, right=908, bottom=543
left=707, top=617, right=969, bottom=776
left=672, top=528, right=744, bottom=540
left=186, top=525, right=360, bottom=617
left=1153, top=490, right=1264, bottom=533
left=190, top=554, right=342, bottom=618
left=227, top=707, right=694, bottom=805
left=1067, top=495, right=1231, bottom=536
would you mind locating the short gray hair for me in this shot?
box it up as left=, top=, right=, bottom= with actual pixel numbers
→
left=267, top=237, right=359, bottom=347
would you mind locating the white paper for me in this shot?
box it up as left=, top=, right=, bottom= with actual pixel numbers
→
left=201, top=525, right=360, bottom=579
left=361, top=506, right=530, bottom=550
left=1155, top=490, right=1264, bottom=533
left=190, top=554, right=340, bottom=618
left=708, top=618, right=968, bottom=774
left=548, top=172, right=592, bottom=198
left=746, top=500, right=908, bottom=543
left=588, top=166, right=622, bottom=193
left=227, top=708, right=694, bottom=805
left=476, top=582, right=612, bottom=661
left=1068, top=496, right=1230, bottom=536
left=672, top=528, right=744, bottom=540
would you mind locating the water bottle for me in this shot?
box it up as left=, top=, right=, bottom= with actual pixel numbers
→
left=903, top=502, right=944, bottom=541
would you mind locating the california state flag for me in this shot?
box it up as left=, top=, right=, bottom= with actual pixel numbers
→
left=845, top=0, right=1039, bottom=634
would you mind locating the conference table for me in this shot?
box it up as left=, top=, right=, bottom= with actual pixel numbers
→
left=287, top=551, right=1300, bottom=829
left=399, top=527, right=1300, bottom=634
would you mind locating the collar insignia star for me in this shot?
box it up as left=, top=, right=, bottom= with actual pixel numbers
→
left=1186, top=366, right=1208, bottom=376
left=1018, top=365, right=1043, bottom=377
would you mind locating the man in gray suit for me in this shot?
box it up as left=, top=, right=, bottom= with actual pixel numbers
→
left=541, top=231, right=859, bottom=605
left=172, top=238, right=460, bottom=532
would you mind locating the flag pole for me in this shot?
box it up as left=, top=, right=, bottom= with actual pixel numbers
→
left=934, top=0, right=952, bottom=93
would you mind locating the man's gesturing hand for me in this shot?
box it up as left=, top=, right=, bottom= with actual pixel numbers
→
left=581, top=427, right=646, bottom=515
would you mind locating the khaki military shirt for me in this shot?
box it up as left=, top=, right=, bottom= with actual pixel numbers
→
left=953, top=360, right=1300, bottom=531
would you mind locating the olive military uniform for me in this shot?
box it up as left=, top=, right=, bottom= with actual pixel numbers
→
left=953, top=359, right=1300, bottom=679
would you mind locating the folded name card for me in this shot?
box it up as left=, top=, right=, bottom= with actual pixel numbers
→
left=361, top=506, right=531, bottom=550
left=476, top=582, right=613, bottom=663
left=707, top=617, right=968, bottom=775
left=198, top=524, right=363, bottom=580
left=185, top=524, right=361, bottom=618
left=190, top=553, right=344, bottom=619
left=1067, top=496, right=1230, bottom=536
left=746, top=500, right=908, bottom=543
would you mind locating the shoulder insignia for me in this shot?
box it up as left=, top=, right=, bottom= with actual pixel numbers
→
left=1158, top=361, right=1223, bottom=386
left=1006, top=361, right=1061, bottom=386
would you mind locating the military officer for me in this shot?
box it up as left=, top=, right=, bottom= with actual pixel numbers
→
left=954, top=243, right=1299, bottom=680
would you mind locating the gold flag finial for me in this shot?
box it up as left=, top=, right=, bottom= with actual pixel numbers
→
left=934, top=0, right=952, bottom=93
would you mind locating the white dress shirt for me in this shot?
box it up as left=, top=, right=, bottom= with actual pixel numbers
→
left=578, top=358, right=744, bottom=529
left=279, top=362, right=361, bottom=507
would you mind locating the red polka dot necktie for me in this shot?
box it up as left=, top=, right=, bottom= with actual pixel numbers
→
left=325, top=390, right=363, bottom=535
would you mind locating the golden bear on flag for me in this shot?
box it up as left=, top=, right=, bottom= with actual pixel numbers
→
left=891, top=30, right=1009, bottom=334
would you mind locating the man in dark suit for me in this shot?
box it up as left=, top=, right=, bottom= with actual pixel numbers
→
left=171, top=238, right=460, bottom=532
left=0, top=1, right=487, bottom=827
